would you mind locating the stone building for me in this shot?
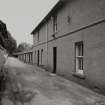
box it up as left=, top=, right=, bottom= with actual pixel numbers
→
left=31, top=0, right=105, bottom=93
left=14, top=50, right=33, bottom=64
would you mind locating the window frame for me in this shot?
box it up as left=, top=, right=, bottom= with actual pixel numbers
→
left=53, top=15, right=57, bottom=33
left=75, top=41, right=84, bottom=75
left=37, top=31, right=39, bottom=41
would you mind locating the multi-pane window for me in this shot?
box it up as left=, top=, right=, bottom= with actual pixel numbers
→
left=53, top=15, right=57, bottom=33
left=35, top=50, right=36, bottom=58
left=75, top=41, right=84, bottom=74
left=37, top=31, right=39, bottom=41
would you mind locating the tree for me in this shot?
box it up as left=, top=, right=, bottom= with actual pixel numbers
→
left=16, top=42, right=32, bottom=52
left=0, top=20, right=17, bottom=54
left=0, top=20, right=8, bottom=48
left=4, top=31, right=17, bottom=54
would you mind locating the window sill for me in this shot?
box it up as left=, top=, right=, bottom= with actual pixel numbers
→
left=53, top=31, right=58, bottom=35
left=72, top=72, right=86, bottom=79
left=51, top=32, right=58, bottom=38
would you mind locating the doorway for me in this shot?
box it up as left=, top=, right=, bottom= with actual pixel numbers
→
left=37, top=50, right=39, bottom=66
left=53, top=47, right=57, bottom=73
left=41, top=49, right=43, bottom=65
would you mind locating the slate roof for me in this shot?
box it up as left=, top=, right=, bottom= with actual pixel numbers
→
left=31, top=0, right=68, bottom=35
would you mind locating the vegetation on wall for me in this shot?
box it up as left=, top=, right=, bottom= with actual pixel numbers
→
left=0, top=20, right=17, bottom=54
left=4, top=31, right=17, bottom=54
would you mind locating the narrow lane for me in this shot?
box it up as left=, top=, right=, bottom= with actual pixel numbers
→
left=3, top=57, right=105, bottom=105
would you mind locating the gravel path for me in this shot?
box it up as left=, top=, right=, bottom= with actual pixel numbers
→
left=2, top=57, right=105, bottom=105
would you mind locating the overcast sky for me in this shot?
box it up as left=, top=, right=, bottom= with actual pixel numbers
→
left=0, top=0, right=58, bottom=45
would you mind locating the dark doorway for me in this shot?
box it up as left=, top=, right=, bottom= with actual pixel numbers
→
left=41, top=49, right=43, bottom=65
left=53, top=47, right=57, bottom=73
left=37, top=50, right=39, bottom=66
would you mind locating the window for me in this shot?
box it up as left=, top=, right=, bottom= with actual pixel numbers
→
left=37, top=31, right=39, bottom=41
left=53, top=15, right=57, bottom=33
left=35, top=51, right=36, bottom=56
left=75, top=41, right=84, bottom=75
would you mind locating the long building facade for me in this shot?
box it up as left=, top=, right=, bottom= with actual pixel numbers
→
left=14, top=50, right=33, bottom=64
left=31, top=0, right=105, bottom=93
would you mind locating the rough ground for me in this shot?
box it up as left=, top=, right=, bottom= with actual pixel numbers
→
left=2, top=57, right=105, bottom=105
